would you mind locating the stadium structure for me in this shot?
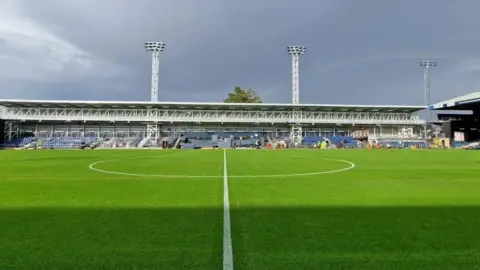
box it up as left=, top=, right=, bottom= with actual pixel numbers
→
left=0, top=100, right=427, bottom=149
left=3, top=41, right=480, bottom=270
left=0, top=43, right=433, bottom=150
left=431, top=92, right=480, bottom=149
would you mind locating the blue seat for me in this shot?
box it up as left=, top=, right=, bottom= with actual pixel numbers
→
left=302, top=136, right=324, bottom=145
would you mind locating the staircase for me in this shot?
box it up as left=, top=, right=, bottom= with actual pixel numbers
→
left=137, top=137, right=149, bottom=148
left=174, top=137, right=181, bottom=149
left=90, top=138, right=103, bottom=149
left=100, top=138, right=115, bottom=148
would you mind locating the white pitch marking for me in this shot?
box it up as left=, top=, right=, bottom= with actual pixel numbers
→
left=223, top=149, right=234, bottom=270
left=228, top=156, right=355, bottom=178
left=88, top=159, right=221, bottom=178
left=88, top=155, right=222, bottom=178
left=87, top=155, right=355, bottom=179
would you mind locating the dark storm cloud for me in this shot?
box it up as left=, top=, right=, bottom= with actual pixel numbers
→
left=1, top=0, right=480, bottom=105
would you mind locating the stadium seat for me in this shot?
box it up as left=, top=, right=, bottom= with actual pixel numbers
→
left=301, top=136, right=324, bottom=145
left=327, top=136, right=356, bottom=144
left=11, top=136, right=97, bottom=149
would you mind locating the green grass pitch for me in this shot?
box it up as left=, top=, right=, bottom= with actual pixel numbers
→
left=1, top=149, right=480, bottom=269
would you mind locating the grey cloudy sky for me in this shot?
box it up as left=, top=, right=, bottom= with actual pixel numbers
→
left=1, top=0, right=480, bottom=105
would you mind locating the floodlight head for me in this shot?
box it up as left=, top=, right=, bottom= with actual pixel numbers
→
left=420, top=60, right=437, bottom=67
left=287, top=46, right=306, bottom=55
left=145, top=42, right=165, bottom=52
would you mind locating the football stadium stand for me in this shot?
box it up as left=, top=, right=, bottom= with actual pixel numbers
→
left=0, top=99, right=427, bottom=149
left=431, top=92, right=480, bottom=145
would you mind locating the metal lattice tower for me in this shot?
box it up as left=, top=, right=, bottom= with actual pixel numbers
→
left=287, top=46, right=306, bottom=147
left=139, top=107, right=159, bottom=148
left=420, top=60, right=436, bottom=140
left=146, top=123, right=158, bottom=146
left=420, top=61, right=436, bottom=111
left=287, top=46, right=306, bottom=105
left=145, top=42, right=165, bottom=102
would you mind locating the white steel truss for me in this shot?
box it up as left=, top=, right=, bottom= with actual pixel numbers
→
left=0, top=106, right=425, bottom=125
left=292, top=54, right=300, bottom=105
left=150, top=51, right=160, bottom=102
left=290, top=109, right=303, bottom=146
left=145, top=123, right=158, bottom=146
left=3, top=121, right=19, bottom=142
left=290, top=124, right=302, bottom=146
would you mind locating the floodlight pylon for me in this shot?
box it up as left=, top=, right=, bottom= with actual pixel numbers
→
left=287, top=46, right=306, bottom=147
left=420, top=61, right=436, bottom=111
left=145, top=42, right=165, bottom=102
left=287, top=46, right=306, bottom=105
left=420, top=60, right=436, bottom=140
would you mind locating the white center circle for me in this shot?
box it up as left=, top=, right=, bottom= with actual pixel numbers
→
left=88, top=154, right=355, bottom=178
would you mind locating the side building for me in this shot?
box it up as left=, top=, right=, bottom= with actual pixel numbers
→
left=431, top=92, right=480, bottom=144
left=0, top=99, right=426, bottom=148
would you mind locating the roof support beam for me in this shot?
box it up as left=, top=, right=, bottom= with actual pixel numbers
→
left=2, top=106, right=425, bottom=126
left=0, top=100, right=426, bottom=114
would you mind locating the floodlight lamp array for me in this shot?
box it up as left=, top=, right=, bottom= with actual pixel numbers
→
left=145, top=42, right=166, bottom=52
left=287, top=46, right=306, bottom=55
left=420, top=60, right=437, bottom=67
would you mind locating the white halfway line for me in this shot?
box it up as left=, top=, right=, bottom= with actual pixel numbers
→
left=223, top=150, right=234, bottom=270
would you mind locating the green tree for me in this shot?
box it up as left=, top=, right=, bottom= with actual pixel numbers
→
left=223, top=86, right=262, bottom=103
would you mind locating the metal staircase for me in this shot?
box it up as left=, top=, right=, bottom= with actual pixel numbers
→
left=137, top=137, right=149, bottom=148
